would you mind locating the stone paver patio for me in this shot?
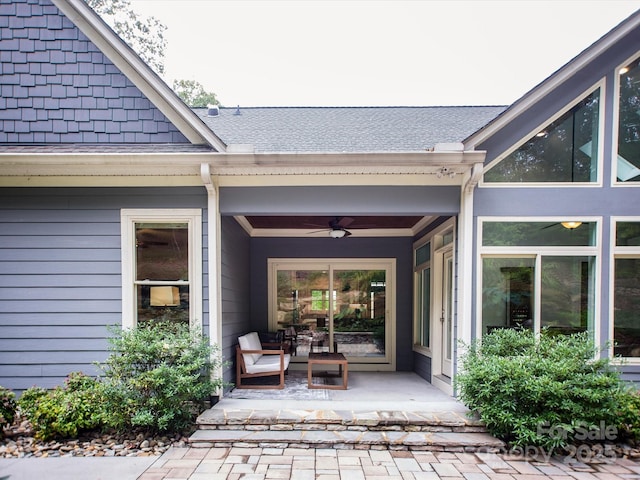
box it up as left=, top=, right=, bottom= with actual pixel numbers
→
left=138, top=446, right=640, bottom=480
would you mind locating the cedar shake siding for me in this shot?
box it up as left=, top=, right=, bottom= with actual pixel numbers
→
left=0, top=0, right=188, bottom=144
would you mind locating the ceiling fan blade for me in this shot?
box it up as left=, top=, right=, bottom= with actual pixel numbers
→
left=307, top=229, right=330, bottom=234
left=541, top=223, right=560, bottom=230
left=344, top=229, right=352, bottom=237
left=336, top=217, right=354, bottom=228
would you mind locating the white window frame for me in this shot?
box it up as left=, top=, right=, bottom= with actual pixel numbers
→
left=476, top=216, right=601, bottom=346
left=610, top=217, right=640, bottom=364
left=121, top=209, right=202, bottom=330
left=412, top=218, right=456, bottom=357
left=480, top=81, right=605, bottom=188
left=267, top=257, right=396, bottom=370
left=612, top=51, right=640, bottom=187
left=413, top=238, right=432, bottom=355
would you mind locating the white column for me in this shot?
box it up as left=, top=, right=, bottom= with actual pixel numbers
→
left=455, top=163, right=482, bottom=388
left=201, top=163, right=223, bottom=396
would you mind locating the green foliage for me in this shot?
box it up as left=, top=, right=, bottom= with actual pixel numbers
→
left=18, top=373, right=106, bottom=441
left=456, top=328, right=639, bottom=450
left=172, top=79, right=220, bottom=107
left=99, top=321, right=225, bottom=433
left=85, top=0, right=166, bottom=74
left=0, top=386, right=17, bottom=438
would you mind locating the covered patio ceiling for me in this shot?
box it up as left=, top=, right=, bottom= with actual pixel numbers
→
left=237, top=215, right=433, bottom=237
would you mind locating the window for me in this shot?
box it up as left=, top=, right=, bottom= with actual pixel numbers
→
left=121, top=209, right=202, bottom=329
left=485, top=89, right=601, bottom=183
left=612, top=220, right=640, bottom=358
left=617, top=56, right=640, bottom=182
left=268, top=259, right=395, bottom=367
left=414, top=242, right=431, bottom=350
left=479, top=219, right=598, bottom=336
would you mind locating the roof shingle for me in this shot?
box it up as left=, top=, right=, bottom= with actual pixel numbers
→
left=195, top=106, right=506, bottom=153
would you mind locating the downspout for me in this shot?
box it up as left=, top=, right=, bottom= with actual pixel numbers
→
left=455, top=161, right=484, bottom=395
left=201, top=162, right=223, bottom=398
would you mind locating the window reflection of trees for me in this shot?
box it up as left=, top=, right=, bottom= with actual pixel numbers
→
left=486, top=90, right=599, bottom=182
left=618, top=58, right=640, bottom=179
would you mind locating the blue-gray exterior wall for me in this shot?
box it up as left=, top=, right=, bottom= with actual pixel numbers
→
left=0, top=0, right=188, bottom=144
left=219, top=186, right=461, bottom=216
left=473, top=22, right=640, bottom=381
left=0, top=187, right=208, bottom=392
left=219, top=216, right=251, bottom=388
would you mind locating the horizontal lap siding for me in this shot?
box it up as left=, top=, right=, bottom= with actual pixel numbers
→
left=0, top=187, right=207, bottom=393
left=220, top=216, right=251, bottom=389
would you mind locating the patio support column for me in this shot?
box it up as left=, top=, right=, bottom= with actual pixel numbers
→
left=201, top=163, right=223, bottom=397
left=455, top=162, right=483, bottom=393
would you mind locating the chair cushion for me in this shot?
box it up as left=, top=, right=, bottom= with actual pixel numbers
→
left=238, top=332, right=262, bottom=366
left=245, top=353, right=291, bottom=374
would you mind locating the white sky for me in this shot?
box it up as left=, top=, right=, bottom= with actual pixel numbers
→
left=129, top=0, right=640, bottom=107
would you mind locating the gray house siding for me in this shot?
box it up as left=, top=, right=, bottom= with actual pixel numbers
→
left=0, top=187, right=207, bottom=392
left=0, top=0, right=188, bottom=144
left=219, top=216, right=252, bottom=388
left=219, top=186, right=461, bottom=216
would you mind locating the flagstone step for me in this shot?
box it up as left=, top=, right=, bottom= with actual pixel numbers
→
left=191, top=409, right=504, bottom=451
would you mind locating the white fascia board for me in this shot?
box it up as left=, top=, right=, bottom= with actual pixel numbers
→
left=0, top=150, right=486, bottom=168
left=0, top=150, right=487, bottom=185
left=464, top=10, right=640, bottom=150
left=208, top=150, right=487, bottom=168
left=53, top=0, right=227, bottom=152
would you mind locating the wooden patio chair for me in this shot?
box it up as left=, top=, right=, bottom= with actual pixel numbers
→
left=236, top=331, right=291, bottom=389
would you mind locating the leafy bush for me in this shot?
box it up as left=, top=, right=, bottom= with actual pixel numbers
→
left=99, top=321, right=225, bottom=433
left=18, top=372, right=106, bottom=440
left=0, top=386, right=17, bottom=438
left=456, top=328, right=639, bottom=450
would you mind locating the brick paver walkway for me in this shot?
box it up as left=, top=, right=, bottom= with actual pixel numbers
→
left=138, top=446, right=640, bottom=480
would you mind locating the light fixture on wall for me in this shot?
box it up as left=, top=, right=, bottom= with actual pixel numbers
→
left=329, top=228, right=347, bottom=239
left=561, top=221, right=582, bottom=230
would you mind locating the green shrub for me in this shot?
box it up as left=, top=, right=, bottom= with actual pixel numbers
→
left=456, top=328, right=639, bottom=450
left=18, top=373, right=106, bottom=440
left=0, top=386, right=17, bottom=438
left=99, top=321, right=225, bottom=433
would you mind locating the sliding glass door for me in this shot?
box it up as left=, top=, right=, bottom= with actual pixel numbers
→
left=269, top=259, right=394, bottom=366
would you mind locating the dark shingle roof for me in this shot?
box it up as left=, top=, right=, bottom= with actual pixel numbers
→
left=194, top=106, right=507, bottom=153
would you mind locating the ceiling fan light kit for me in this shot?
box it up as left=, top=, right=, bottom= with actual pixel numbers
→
left=329, top=229, right=347, bottom=238
left=561, top=221, right=582, bottom=230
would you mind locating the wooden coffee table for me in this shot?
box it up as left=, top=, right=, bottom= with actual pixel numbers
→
left=307, top=352, right=348, bottom=390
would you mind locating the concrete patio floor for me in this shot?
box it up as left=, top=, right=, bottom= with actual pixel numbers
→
left=214, top=371, right=467, bottom=413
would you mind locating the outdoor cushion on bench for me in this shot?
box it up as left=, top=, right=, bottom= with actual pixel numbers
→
left=236, top=331, right=291, bottom=389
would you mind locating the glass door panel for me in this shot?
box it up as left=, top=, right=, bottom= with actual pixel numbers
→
left=333, top=270, right=386, bottom=358
left=276, top=269, right=329, bottom=357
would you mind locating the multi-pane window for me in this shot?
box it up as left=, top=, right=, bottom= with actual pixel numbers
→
left=414, top=242, right=431, bottom=349
left=617, top=56, right=640, bottom=182
left=121, top=210, right=202, bottom=329
left=480, top=220, right=598, bottom=336
left=613, top=221, right=640, bottom=358
left=485, top=89, right=600, bottom=183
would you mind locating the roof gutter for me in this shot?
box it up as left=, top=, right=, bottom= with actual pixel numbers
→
left=52, top=0, right=227, bottom=152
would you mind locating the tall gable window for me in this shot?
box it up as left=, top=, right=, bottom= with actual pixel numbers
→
left=617, top=57, right=640, bottom=182
left=485, top=89, right=600, bottom=183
